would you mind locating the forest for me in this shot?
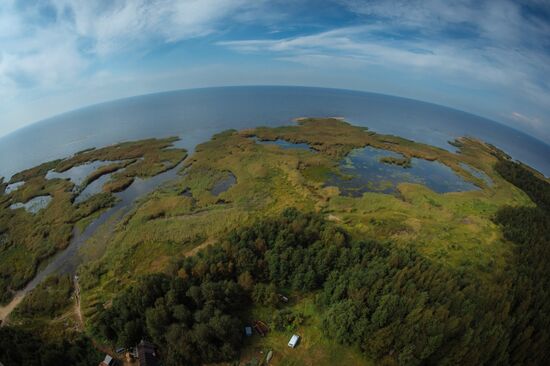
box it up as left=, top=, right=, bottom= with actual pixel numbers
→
left=0, top=327, right=100, bottom=366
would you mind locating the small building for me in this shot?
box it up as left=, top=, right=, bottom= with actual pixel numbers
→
left=288, top=334, right=300, bottom=348
left=98, top=354, right=114, bottom=366
left=278, top=294, right=289, bottom=303
left=138, top=340, right=160, bottom=366
left=253, top=320, right=269, bottom=336
left=245, top=326, right=253, bottom=336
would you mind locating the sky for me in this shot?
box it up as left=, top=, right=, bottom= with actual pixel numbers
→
left=1, top=0, right=549, bottom=143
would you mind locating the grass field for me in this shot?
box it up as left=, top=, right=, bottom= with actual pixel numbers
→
left=236, top=296, right=371, bottom=366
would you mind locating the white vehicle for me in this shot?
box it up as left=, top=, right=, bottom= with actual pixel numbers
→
left=288, top=334, right=300, bottom=348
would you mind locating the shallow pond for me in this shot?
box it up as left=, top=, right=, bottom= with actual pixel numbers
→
left=4, top=181, right=25, bottom=194
left=459, top=162, right=493, bottom=187
left=326, top=146, right=479, bottom=196
left=46, top=160, right=115, bottom=186
left=9, top=195, right=52, bottom=213
left=211, top=172, right=237, bottom=196
left=253, top=137, right=313, bottom=151
left=74, top=173, right=113, bottom=204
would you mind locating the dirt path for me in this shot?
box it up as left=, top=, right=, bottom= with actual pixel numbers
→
left=0, top=293, right=24, bottom=326
left=184, top=237, right=216, bottom=257
left=74, top=276, right=84, bottom=329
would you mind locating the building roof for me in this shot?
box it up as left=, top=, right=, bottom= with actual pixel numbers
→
left=99, top=355, right=113, bottom=366
left=138, top=340, right=159, bottom=366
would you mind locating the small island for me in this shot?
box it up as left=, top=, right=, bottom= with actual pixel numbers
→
left=379, top=156, right=412, bottom=168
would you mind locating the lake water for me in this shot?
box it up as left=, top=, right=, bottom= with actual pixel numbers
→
left=459, top=162, right=493, bottom=187
left=9, top=195, right=53, bottom=214
left=46, top=160, right=113, bottom=186
left=326, top=146, right=478, bottom=196
left=0, top=86, right=548, bottom=181
left=211, top=172, right=237, bottom=196
left=253, top=137, right=314, bottom=151
left=4, top=181, right=24, bottom=194
left=73, top=173, right=113, bottom=204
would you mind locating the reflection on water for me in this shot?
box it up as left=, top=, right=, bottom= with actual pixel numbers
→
left=211, top=172, right=237, bottom=196
left=46, top=160, right=113, bottom=186
left=74, top=173, right=112, bottom=204
left=5, top=181, right=24, bottom=194
left=9, top=195, right=52, bottom=213
left=253, top=137, right=313, bottom=151
left=459, top=162, right=493, bottom=187
left=326, top=146, right=478, bottom=196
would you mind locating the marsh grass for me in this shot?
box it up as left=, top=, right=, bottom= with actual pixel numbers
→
left=78, top=120, right=532, bottom=328
left=0, top=137, right=186, bottom=304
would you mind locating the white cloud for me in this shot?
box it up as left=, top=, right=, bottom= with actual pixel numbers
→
left=511, top=112, right=543, bottom=129
left=49, top=0, right=264, bottom=55
left=0, top=0, right=273, bottom=135
left=218, top=25, right=547, bottom=89
left=0, top=0, right=267, bottom=91
left=219, top=1, right=550, bottom=137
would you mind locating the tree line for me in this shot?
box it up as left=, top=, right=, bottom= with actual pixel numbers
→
left=0, top=327, right=100, bottom=366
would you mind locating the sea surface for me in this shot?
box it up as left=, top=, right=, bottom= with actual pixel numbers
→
left=1, top=86, right=549, bottom=180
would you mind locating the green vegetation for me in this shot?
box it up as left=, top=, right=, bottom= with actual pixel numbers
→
left=0, top=327, right=100, bottom=366
left=491, top=159, right=550, bottom=364
left=92, top=196, right=550, bottom=365
left=95, top=273, right=244, bottom=365
left=2, top=118, right=549, bottom=365
left=0, top=137, right=186, bottom=304
left=13, top=275, right=73, bottom=319
left=73, top=119, right=536, bottom=361
left=92, top=209, right=371, bottom=366
left=379, top=156, right=412, bottom=168
left=494, top=159, right=550, bottom=211
left=242, top=297, right=369, bottom=366
left=0, top=275, right=99, bottom=366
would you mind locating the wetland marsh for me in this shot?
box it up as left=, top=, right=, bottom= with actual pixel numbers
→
left=0, top=115, right=547, bottom=366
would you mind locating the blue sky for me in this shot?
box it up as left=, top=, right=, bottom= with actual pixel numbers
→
left=1, top=0, right=549, bottom=143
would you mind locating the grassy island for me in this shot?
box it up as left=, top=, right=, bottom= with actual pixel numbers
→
left=379, top=156, right=412, bottom=168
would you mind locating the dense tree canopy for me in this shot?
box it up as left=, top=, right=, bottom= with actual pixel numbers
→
left=0, top=327, right=100, bottom=366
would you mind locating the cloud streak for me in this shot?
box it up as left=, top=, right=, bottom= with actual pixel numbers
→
left=218, top=0, right=550, bottom=139
left=0, top=0, right=268, bottom=95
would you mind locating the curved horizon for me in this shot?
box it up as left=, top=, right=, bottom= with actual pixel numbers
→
left=3, top=85, right=549, bottom=148
left=1, top=86, right=548, bottom=180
